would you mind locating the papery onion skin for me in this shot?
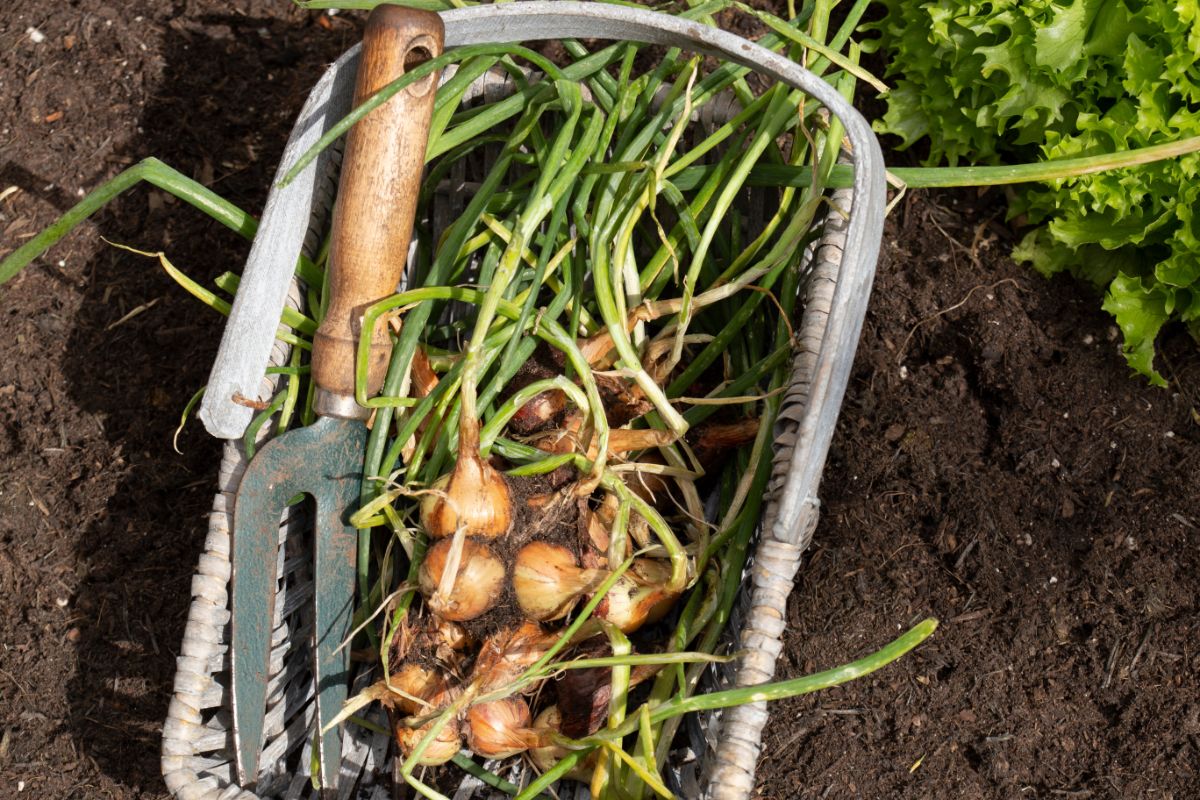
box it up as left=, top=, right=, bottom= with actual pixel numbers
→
left=471, top=621, right=556, bottom=692
left=583, top=509, right=611, bottom=562
left=419, top=451, right=513, bottom=539
left=555, top=657, right=612, bottom=738
left=465, top=697, right=535, bottom=758
left=513, top=541, right=608, bottom=622
left=419, top=537, right=506, bottom=622
left=435, top=619, right=471, bottom=651
left=509, top=389, right=567, bottom=435
left=389, top=663, right=442, bottom=715
left=594, top=558, right=678, bottom=633
left=393, top=713, right=463, bottom=766
left=391, top=680, right=464, bottom=766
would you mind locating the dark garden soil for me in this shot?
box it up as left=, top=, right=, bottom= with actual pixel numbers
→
left=0, top=2, right=1197, bottom=799
left=754, top=191, right=1200, bottom=800
left=1, top=2, right=353, bottom=797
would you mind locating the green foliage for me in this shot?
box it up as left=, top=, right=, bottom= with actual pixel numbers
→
left=870, top=0, right=1200, bottom=385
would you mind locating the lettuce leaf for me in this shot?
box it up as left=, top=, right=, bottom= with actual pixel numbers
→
left=871, top=0, right=1200, bottom=384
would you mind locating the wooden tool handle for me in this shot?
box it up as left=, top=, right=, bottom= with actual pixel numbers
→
left=312, top=5, right=443, bottom=415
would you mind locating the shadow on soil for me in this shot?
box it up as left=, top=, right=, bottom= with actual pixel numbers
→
left=56, top=13, right=353, bottom=793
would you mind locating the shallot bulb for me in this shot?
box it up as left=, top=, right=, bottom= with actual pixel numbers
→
left=594, top=558, right=678, bottom=633
left=419, top=449, right=513, bottom=539
left=419, top=537, right=505, bottom=622
left=471, top=621, right=557, bottom=692
left=393, top=711, right=462, bottom=766
left=513, top=541, right=608, bottom=622
left=389, top=663, right=441, bottom=714
left=555, top=661, right=612, bottom=738
left=465, top=697, right=536, bottom=758
left=509, top=389, right=567, bottom=434
left=390, top=680, right=462, bottom=767
left=528, top=706, right=597, bottom=782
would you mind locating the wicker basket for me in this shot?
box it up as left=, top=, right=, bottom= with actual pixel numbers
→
left=163, top=4, right=886, bottom=799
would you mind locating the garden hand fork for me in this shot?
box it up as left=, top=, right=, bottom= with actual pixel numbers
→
left=229, top=5, right=442, bottom=789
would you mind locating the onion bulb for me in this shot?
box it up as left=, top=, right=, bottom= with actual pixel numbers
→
left=509, top=389, right=567, bottom=434
left=594, top=558, right=678, bottom=633
left=419, top=449, right=512, bottom=539
left=528, top=706, right=597, bottom=782
left=513, top=541, right=608, bottom=622
left=393, top=710, right=462, bottom=766
left=465, top=697, right=536, bottom=758
left=556, top=662, right=612, bottom=738
left=389, top=663, right=441, bottom=714
left=471, top=621, right=556, bottom=692
left=390, top=677, right=462, bottom=766
left=419, top=537, right=505, bottom=622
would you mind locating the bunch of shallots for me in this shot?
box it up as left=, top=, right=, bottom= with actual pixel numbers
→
left=384, top=359, right=722, bottom=769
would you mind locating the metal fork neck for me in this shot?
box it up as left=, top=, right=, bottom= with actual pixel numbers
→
left=313, top=388, right=371, bottom=421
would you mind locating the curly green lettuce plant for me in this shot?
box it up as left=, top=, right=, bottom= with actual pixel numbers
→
left=870, top=0, right=1200, bottom=385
